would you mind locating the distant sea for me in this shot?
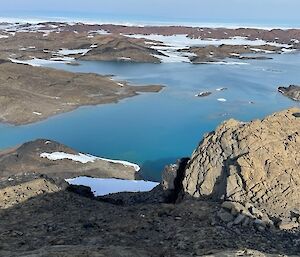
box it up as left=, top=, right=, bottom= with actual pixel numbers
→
left=0, top=11, right=300, bottom=29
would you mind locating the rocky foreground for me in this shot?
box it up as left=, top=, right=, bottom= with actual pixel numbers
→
left=0, top=61, right=163, bottom=125
left=1, top=108, right=300, bottom=256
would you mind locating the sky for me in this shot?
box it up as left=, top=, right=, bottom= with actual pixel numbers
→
left=0, top=0, right=299, bottom=26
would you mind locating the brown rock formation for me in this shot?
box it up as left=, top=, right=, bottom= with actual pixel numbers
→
left=182, top=108, right=300, bottom=221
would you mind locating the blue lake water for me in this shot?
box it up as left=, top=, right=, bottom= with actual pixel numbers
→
left=1, top=53, right=300, bottom=181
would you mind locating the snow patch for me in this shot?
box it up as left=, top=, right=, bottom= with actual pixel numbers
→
left=40, top=152, right=140, bottom=171
left=9, top=57, right=73, bottom=66
left=66, top=176, right=159, bottom=196
left=281, top=48, right=297, bottom=54
left=250, top=48, right=275, bottom=54
left=57, top=48, right=91, bottom=56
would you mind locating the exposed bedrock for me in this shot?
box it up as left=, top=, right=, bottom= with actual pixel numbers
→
left=162, top=108, right=300, bottom=228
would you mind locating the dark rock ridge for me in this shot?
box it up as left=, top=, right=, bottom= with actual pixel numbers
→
left=179, top=108, right=300, bottom=225
left=0, top=139, right=139, bottom=180
left=278, top=85, right=300, bottom=101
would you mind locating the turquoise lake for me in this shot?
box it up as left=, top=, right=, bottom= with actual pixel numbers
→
left=1, top=53, right=300, bottom=181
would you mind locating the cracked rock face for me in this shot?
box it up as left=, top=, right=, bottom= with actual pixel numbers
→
left=183, top=108, right=300, bottom=219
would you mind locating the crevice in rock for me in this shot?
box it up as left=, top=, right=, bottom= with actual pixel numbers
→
left=168, top=157, right=190, bottom=203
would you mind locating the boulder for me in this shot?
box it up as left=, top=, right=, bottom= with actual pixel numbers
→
left=278, top=220, right=300, bottom=230
left=217, top=209, right=234, bottom=223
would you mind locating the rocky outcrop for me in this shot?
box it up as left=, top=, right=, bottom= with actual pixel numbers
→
left=278, top=85, right=300, bottom=101
left=161, top=158, right=190, bottom=202
left=0, top=175, right=64, bottom=209
left=80, top=35, right=162, bottom=63
left=0, top=139, right=140, bottom=180
left=182, top=108, right=300, bottom=224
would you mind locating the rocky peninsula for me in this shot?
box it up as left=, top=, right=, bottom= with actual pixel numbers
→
left=1, top=108, right=300, bottom=256
left=0, top=61, right=163, bottom=125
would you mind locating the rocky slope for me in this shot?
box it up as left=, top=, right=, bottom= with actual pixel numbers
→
left=181, top=108, right=300, bottom=226
left=0, top=139, right=140, bottom=180
left=1, top=175, right=300, bottom=257
left=278, top=85, right=300, bottom=101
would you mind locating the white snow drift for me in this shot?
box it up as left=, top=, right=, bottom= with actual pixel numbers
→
left=40, top=152, right=140, bottom=172
left=66, top=176, right=159, bottom=196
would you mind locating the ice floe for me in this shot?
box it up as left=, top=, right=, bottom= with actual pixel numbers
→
left=216, top=87, right=227, bottom=91
left=66, top=176, right=159, bottom=196
left=217, top=98, right=227, bottom=102
left=32, top=111, right=42, bottom=116
left=200, top=61, right=249, bottom=65
left=40, top=152, right=140, bottom=171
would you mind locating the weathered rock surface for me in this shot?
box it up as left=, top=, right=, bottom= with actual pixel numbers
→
left=183, top=108, right=300, bottom=223
left=0, top=174, right=65, bottom=209
left=0, top=139, right=139, bottom=180
left=278, top=85, right=300, bottom=101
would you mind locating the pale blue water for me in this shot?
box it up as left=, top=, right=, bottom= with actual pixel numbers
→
left=1, top=53, right=300, bottom=181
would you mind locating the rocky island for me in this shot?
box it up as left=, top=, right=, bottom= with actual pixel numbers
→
left=278, top=85, right=300, bottom=101
left=1, top=108, right=300, bottom=256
